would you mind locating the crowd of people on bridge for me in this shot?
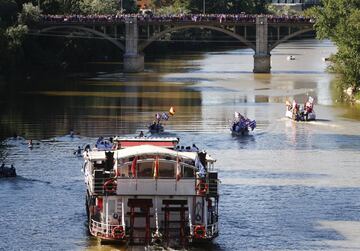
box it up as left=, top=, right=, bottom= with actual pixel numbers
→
left=40, top=13, right=314, bottom=24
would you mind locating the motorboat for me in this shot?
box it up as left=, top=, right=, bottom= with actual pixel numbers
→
left=82, top=136, right=219, bottom=247
left=148, top=107, right=175, bottom=134
left=148, top=123, right=164, bottom=134
left=0, top=164, right=17, bottom=178
left=287, top=55, right=296, bottom=61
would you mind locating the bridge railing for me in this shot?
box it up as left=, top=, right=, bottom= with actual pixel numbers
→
left=38, top=14, right=315, bottom=25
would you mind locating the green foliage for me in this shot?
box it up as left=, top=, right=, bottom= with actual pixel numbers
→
left=79, top=0, right=118, bottom=14
left=40, top=0, right=61, bottom=14
left=5, top=24, right=28, bottom=50
left=153, top=0, right=190, bottom=15
left=313, top=0, right=360, bottom=88
left=267, top=4, right=302, bottom=16
left=18, top=2, right=41, bottom=24
left=151, top=0, right=267, bottom=14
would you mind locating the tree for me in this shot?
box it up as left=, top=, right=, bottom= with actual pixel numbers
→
left=313, top=0, right=360, bottom=90
left=79, top=0, right=118, bottom=14
left=18, top=2, right=41, bottom=24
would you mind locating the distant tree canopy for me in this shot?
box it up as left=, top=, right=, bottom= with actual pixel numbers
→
left=151, top=0, right=267, bottom=14
left=312, top=0, right=360, bottom=89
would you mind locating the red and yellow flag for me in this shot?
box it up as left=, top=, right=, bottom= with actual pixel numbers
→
left=169, top=106, right=175, bottom=116
left=153, top=156, right=159, bottom=179
left=131, top=156, right=137, bottom=178
left=176, top=156, right=181, bottom=181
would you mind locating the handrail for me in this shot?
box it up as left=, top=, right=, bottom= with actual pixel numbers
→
left=90, top=219, right=124, bottom=238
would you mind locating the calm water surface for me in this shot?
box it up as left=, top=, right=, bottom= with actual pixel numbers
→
left=1, top=39, right=360, bottom=250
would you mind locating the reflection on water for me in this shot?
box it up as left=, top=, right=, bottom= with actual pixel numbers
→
left=1, top=39, right=360, bottom=250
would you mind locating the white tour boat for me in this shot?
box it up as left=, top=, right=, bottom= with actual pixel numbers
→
left=83, top=137, right=219, bottom=247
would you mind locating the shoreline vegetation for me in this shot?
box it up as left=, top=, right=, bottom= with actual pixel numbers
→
left=0, top=0, right=359, bottom=103
left=306, top=0, right=360, bottom=104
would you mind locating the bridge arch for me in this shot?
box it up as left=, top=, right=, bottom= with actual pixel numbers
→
left=269, top=27, right=313, bottom=51
left=39, top=26, right=125, bottom=51
left=139, top=24, right=255, bottom=52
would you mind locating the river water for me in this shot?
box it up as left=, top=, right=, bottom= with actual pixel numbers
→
left=1, top=39, right=360, bottom=250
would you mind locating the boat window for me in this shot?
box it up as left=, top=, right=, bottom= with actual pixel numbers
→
left=159, top=161, right=175, bottom=178
left=183, top=165, right=195, bottom=178
left=107, top=199, right=116, bottom=222
left=94, top=161, right=105, bottom=169
left=138, top=162, right=153, bottom=178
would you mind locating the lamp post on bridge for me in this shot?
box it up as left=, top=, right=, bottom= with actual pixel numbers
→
left=203, top=0, right=205, bottom=14
left=119, top=0, right=123, bottom=13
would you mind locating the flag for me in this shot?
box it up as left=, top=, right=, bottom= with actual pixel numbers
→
left=153, top=156, right=159, bottom=179
left=169, top=107, right=175, bottom=116
left=308, top=96, right=314, bottom=104
left=131, top=156, right=137, bottom=178
left=176, top=156, right=181, bottom=181
left=249, top=120, right=256, bottom=131
left=161, top=112, right=169, bottom=121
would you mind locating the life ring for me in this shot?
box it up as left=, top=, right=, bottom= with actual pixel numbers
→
left=196, top=180, right=208, bottom=195
left=194, top=225, right=206, bottom=239
left=112, top=226, right=125, bottom=239
left=103, top=179, right=117, bottom=193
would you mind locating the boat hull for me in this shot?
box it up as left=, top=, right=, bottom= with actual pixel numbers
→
left=285, top=110, right=316, bottom=121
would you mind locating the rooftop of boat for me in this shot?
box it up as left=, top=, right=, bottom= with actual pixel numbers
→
left=85, top=144, right=216, bottom=163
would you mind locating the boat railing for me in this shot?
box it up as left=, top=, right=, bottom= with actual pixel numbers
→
left=207, top=222, right=219, bottom=237
left=90, top=219, right=124, bottom=238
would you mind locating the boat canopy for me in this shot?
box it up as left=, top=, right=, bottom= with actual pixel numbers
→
left=86, top=144, right=216, bottom=163
left=114, top=136, right=179, bottom=149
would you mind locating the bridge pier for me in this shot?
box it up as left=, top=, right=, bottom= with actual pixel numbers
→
left=124, top=17, right=144, bottom=72
left=253, top=16, right=271, bottom=73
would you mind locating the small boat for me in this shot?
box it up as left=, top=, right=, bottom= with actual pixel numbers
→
left=285, top=97, right=316, bottom=121
left=287, top=55, right=296, bottom=61
left=83, top=136, right=220, bottom=247
left=230, top=112, right=256, bottom=136
left=148, top=107, right=176, bottom=134
left=0, top=164, right=17, bottom=178
left=148, top=122, right=164, bottom=134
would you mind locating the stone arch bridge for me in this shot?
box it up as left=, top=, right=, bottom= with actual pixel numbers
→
left=33, top=16, right=314, bottom=73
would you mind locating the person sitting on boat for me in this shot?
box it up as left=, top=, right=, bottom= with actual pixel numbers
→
left=28, top=139, right=33, bottom=148
left=9, top=165, right=16, bottom=176
left=149, top=121, right=158, bottom=131
left=84, top=144, right=91, bottom=152
left=292, top=100, right=301, bottom=120
left=286, top=100, right=293, bottom=111
left=191, top=143, right=199, bottom=152
left=74, top=146, right=82, bottom=155
left=139, top=131, right=144, bottom=137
